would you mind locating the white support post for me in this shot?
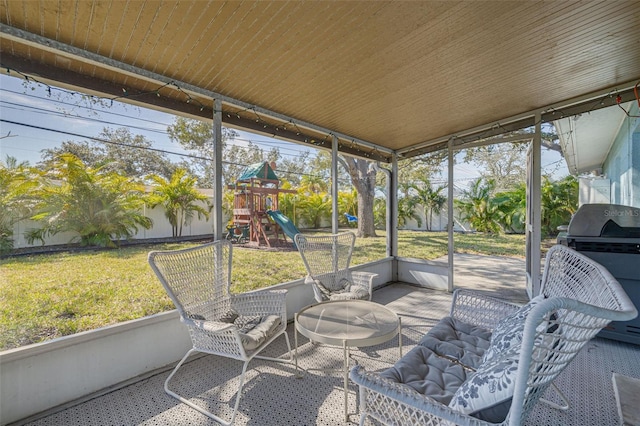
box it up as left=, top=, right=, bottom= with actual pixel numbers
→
left=331, top=134, right=339, bottom=234
left=447, top=137, right=455, bottom=292
left=375, top=157, right=397, bottom=259
left=526, top=112, right=543, bottom=297
left=390, top=154, right=399, bottom=259
left=212, top=98, right=223, bottom=240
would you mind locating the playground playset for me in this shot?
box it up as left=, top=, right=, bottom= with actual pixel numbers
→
left=227, top=162, right=300, bottom=247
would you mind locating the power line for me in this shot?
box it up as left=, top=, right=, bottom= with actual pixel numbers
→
left=1, top=87, right=173, bottom=129
left=2, top=92, right=313, bottom=158
left=0, top=118, right=346, bottom=182
left=1, top=118, right=209, bottom=161
left=0, top=101, right=169, bottom=135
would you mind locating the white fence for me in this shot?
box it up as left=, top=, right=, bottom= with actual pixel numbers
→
left=11, top=201, right=216, bottom=249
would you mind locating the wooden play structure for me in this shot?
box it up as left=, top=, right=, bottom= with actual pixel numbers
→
left=228, top=162, right=297, bottom=247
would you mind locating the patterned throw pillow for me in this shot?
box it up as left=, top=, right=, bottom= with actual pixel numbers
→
left=218, top=309, right=239, bottom=323
left=313, top=279, right=333, bottom=300
left=448, top=354, right=518, bottom=423
left=314, top=278, right=354, bottom=300
left=481, top=295, right=545, bottom=364
left=449, top=295, right=558, bottom=422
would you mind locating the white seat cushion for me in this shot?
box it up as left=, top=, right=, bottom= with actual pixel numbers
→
left=237, top=315, right=282, bottom=351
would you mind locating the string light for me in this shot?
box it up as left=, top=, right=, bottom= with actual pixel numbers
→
left=2, top=65, right=391, bottom=162
left=1, top=66, right=208, bottom=114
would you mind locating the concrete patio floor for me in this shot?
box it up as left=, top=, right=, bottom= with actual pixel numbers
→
left=13, top=255, right=640, bottom=426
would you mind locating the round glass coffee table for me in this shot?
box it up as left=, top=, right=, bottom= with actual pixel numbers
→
left=294, top=299, right=402, bottom=423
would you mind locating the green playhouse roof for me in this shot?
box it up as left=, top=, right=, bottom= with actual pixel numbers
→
left=237, top=162, right=279, bottom=182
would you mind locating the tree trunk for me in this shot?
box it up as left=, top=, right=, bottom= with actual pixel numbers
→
left=357, top=188, right=377, bottom=237
left=341, top=156, right=377, bottom=238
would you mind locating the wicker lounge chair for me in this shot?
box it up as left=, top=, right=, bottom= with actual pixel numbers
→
left=350, top=244, right=638, bottom=426
left=148, top=240, right=292, bottom=425
left=295, top=232, right=377, bottom=302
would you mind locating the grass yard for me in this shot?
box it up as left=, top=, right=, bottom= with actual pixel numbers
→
left=0, top=230, right=529, bottom=351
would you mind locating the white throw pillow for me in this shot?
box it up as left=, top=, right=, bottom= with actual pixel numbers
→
left=481, top=295, right=545, bottom=364
left=448, top=354, right=518, bottom=423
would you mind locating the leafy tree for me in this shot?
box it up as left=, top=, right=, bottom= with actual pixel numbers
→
left=147, top=168, right=211, bottom=237
left=274, top=151, right=311, bottom=187
left=462, top=142, right=528, bottom=192
left=455, top=178, right=502, bottom=234
left=303, top=150, right=379, bottom=236
left=460, top=125, right=562, bottom=193
left=39, top=140, right=102, bottom=167
left=168, top=117, right=303, bottom=187
left=26, top=154, right=152, bottom=247
left=40, top=128, right=178, bottom=179
left=408, top=177, right=447, bottom=231
left=397, top=152, right=447, bottom=185
left=0, top=156, right=37, bottom=253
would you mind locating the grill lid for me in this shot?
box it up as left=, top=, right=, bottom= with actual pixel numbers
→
left=567, top=204, right=640, bottom=238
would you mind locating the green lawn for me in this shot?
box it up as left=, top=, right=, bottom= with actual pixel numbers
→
left=0, top=230, right=530, bottom=351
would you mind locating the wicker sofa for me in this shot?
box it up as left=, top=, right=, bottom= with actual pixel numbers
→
left=350, top=245, right=638, bottom=426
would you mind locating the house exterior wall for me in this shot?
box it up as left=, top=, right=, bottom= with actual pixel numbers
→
left=602, top=103, right=640, bottom=207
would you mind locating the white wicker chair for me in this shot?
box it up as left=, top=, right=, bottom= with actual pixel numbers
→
left=294, top=232, right=377, bottom=302
left=350, top=244, right=638, bottom=426
left=148, top=240, right=292, bottom=426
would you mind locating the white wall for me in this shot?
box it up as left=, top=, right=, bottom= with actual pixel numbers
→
left=11, top=201, right=216, bottom=249
left=579, top=176, right=611, bottom=206
left=400, top=207, right=469, bottom=232
left=397, top=257, right=449, bottom=291
left=0, top=311, right=192, bottom=425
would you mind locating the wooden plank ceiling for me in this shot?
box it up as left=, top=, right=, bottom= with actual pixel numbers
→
left=1, top=1, right=639, bottom=161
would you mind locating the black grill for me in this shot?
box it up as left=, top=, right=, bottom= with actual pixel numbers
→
left=569, top=240, right=640, bottom=254
left=559, top=204, right=640, bottom=345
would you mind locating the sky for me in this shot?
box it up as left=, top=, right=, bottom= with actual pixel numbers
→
left=0, top=72, right=567, bottom=184
left=0, top=73, right=313, bottom=168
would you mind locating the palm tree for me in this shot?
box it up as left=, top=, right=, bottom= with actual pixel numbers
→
left=297, top=192, right=331, bottom=229
left=147, top=168, right=211, bottom=238
left=409, top=177, right=446, bottom=231
left=397, top=194, right=423, bottom=229
left=455, top=178, right=502, bottom=234
left=27, top=154, right=152, bottom=247
left=338, top=189, right=358, bottom=226
left=277, top=182, right=301, bottom=225
left=300, top=174, right=328, bottom=195
left=373, top=197, right=386, bottom=229
left=0, top=156, right=37, bottom=253
left=494, top=182, right=527, bottom=233
left=541, top=175, right=578, bottom=236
